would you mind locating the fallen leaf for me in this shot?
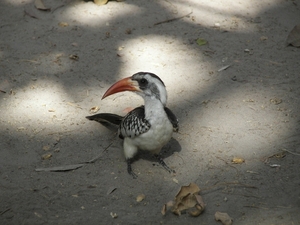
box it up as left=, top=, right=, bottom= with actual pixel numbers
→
left=69, top=54, right=79, bottom=61
left=162, top=183, right=205, bottom=217
left=125, top=28, right=132, bottom=34
left=232, top=157, right=245, bottom=164
left=189, top=195, right=205, bottom=216
left=34, top=211, right=42, bottom=218
left=172, top=178, right=179, bottom=184
left=260, top=36, right=268, bottom=41
left=42, top=145, right=50, bottom=151
left=196, top=38, right=207, bottom=46
left=270, top=98, right=282, bottom=105
left=58, top=22, right=69, bottom=27
left=286, top=24, right=300, bottom=47
left=161, top=201, right=174, bottom=215
left=110, top=212, right=117, bottom=218
left=41, top=153, right=52, bottom=160
left=215, top=211, right=233, bottom=225
left=89, top=106, right=100, bottom=114
left=34, top=0, right=50, bottom=11
left=94, top=0, right=108, bottom=6
left=136, top=194, right=145, bottom=202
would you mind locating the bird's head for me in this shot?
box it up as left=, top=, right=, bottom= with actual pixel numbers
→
left=102, top=72, right=168, bottom=106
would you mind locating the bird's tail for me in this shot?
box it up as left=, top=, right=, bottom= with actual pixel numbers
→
left=86, top=113, right=123, bottom=126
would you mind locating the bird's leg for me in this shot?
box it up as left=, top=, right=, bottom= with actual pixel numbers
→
left=154, top=154, right=175, bottom=174
left=127, top=158, right=138, bottom=179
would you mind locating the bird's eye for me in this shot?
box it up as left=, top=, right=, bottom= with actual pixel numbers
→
left=140, top=78, right=147, bottom=84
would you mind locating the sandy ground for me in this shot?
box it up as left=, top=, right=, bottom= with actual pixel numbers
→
left=1, top=0, right=300, bottom=224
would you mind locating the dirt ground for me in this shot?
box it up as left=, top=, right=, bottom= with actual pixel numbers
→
left=1, top=0, right=300, bottom=224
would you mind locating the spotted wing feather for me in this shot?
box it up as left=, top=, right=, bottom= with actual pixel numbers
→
left=119, top=106, right=151, bottom=139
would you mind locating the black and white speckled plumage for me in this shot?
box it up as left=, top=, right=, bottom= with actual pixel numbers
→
left=119, top=106, right=151, bottom=138
left=119, top=105, right=179, bottom=139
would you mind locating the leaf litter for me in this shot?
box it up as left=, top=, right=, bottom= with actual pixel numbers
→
left=34, top=0, right=50, bottom=11
left=215, top=211, right=233, bottom=225
left=162, top=182, right=205, bottom=217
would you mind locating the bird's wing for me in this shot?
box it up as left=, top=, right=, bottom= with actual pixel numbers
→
left=86, top=113, right=123, bottom=126
left=119, top=106, right=151, bottom=139
left=164, top=107, right=179, bottom=132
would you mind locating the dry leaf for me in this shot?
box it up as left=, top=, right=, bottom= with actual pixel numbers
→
left=215, top=211, right=233, bottom=225
left=172, top=178, right=179, bottom=184
left=286, top=24, right=300, bottom=47
left=232, top=157, right=245, bottom=164
left=89, top=106, right=100, bottom=114
left=110, top=212, right=117, bottom=218
left=162, top=183, right=205, bottom=217
left=41, top=153, right=52, bottom=160
left=136, top=194, right=145, bottom=202
left=69, top=54, right=79, bottom=61
left=58, top=22, right=69, bottom=27
left=260, top=36, right=268, bottom=41
left=42, top=145, right=50, bottom=151
left=161, top=201, right=174, bottom=215
left=94, top=0, right=108, bottom=5
left=196, top=38, right=207, bottom=46
left=34, top=0, right=50, bottom=11
left=161, top=204, right=167, bottom=215
left=270, top=98, right=282, bottom=105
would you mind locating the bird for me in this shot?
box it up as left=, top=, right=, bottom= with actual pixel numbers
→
left=86, top=72, right=179, bottom=178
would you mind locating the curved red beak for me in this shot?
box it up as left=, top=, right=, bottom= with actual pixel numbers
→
left=102, top=77, right=140, bottom=99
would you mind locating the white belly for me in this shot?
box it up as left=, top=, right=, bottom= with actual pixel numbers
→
left=134, top=118, right=173, bottom=152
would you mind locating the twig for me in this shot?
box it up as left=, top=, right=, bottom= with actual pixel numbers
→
left=154, top=12, right=192, bottom=26
left=84, top=142, right=113, bottom=164
left=0, top=208, right=11, bottom=215
left=244, top=205, right=268, bottom=209
left=0, top=90, right=6, bottom=93
left=201, top=182, right=257, bottom=192
left=218, top=64, right=231, bottom=72
left=282, top=148, right=300, bottom=156
left=35, top=164, right=84, bottom=172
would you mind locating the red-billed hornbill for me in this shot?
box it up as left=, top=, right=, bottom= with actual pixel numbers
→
left=86, top=72, right=179, bottom=178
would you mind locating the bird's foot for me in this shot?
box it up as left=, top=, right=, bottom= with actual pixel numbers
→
left=127, top=159, right=138, bottom=179
left=154, top=154, right=175, bottom=174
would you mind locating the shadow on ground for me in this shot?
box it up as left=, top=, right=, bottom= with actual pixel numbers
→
left=0, top=0, right=300, bottom=224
